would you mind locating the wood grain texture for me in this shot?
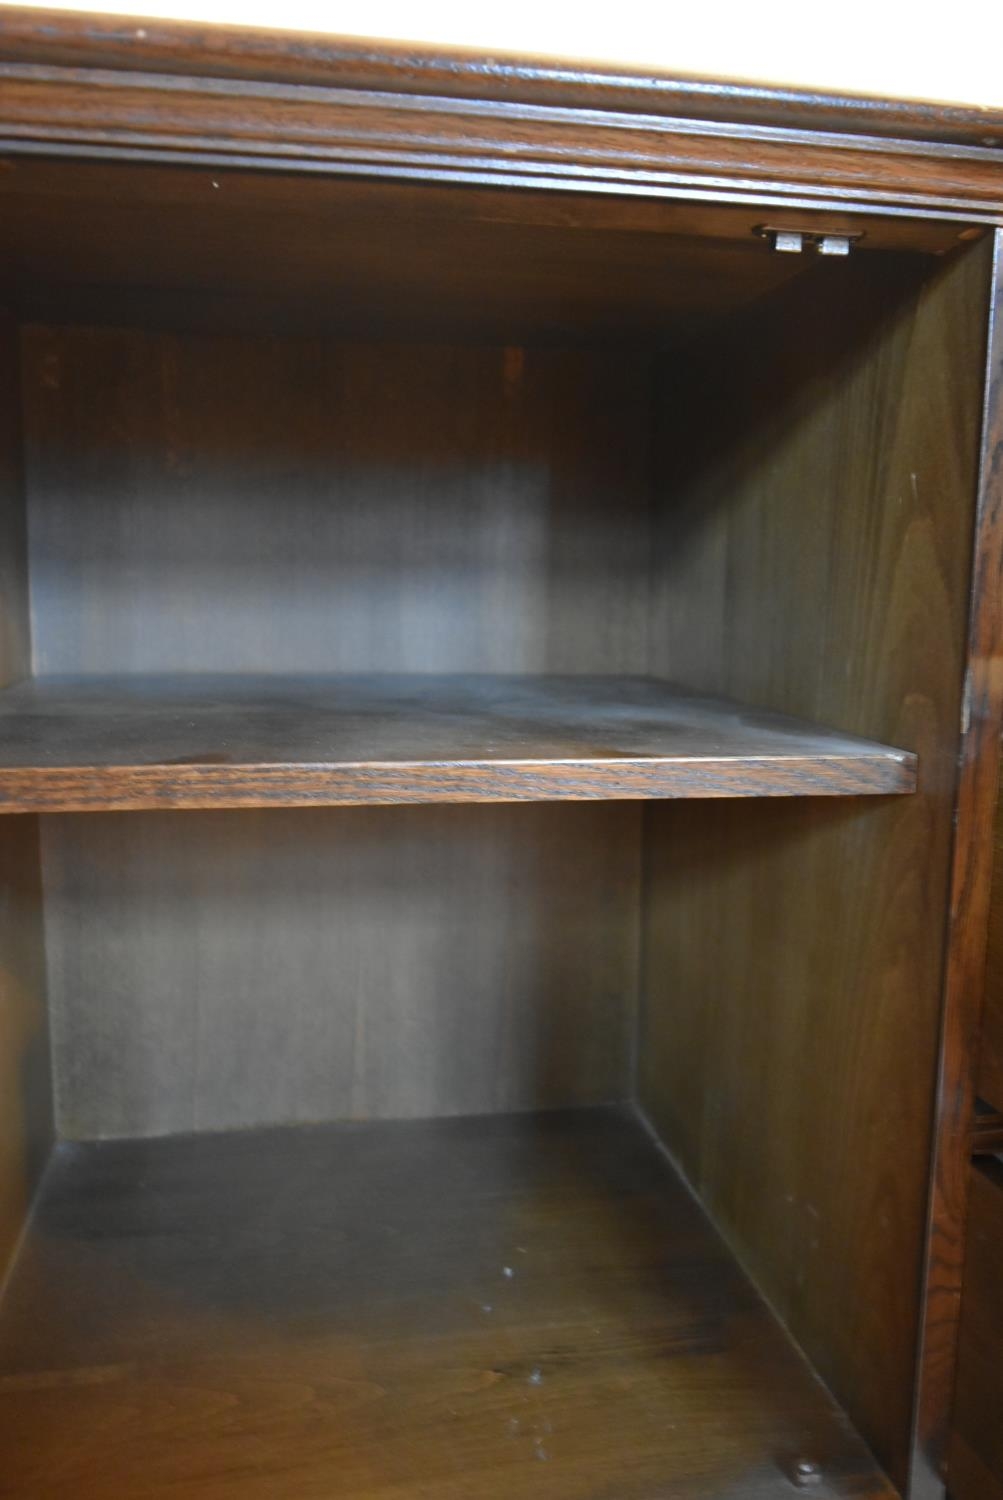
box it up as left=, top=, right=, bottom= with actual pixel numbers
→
left=0, top=161, right=854, bottom=346
left=22, top=327, right=651, bottom=678
left=0, top=160, right=967, bottom=349
left=911, top=230, right=1003, bottom=1500
left=0, top=28, right=997, bottom=1496
left=21, top=303, right=655, bottom=1139
left=0, top=5, right=998, bottom=150
left=0, top=820, right=50, bottom=1286
left=0, top=1108, right=897, bottom=1500
left=976, top=757, right=1003, bottom=1113
left=43, top=804, right=639, bottom=1139
left=0, top=673, right=916, bottom=813
left=0, top=10, right=1000, bottom=222
left=639, top=239, right=993, bottom=1491
left=947, top=1158, right=1003, bottom=1500
left=0, top=314, right=29, bottom=690
left=971, top=1103, right=1003, bottom=1154
left=946, top=1439, right=1003, bottom=1500
left=0, top=311, right=50, bottom=1284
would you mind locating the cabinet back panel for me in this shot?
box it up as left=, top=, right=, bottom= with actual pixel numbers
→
left=43, top=803, right=640, bottom=1139
left=24, top=326, right=650, bottom=1140
left=0, top=313, right=51, bottom=1281
left=640, top=241, right=992, bottom=1487
left=22, top=327, right=651, bottom=677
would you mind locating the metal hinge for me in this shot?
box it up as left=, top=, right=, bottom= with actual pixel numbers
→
left=754, top=225, right=863, bottom=256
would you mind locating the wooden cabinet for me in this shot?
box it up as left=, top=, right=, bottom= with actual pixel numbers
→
left=976, top=784, right=1003, bottom=1117
left=949, top=778, right=1003, bottom=1500
left=950, top=1158, right=1003, bottom=1500
left=0, top=13, right=1001, bottom=1500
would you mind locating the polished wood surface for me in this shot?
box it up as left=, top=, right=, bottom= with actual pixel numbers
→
left=0, top=311, right=50, bottom=1283
left=43, top=805, right=639, bottom=1139
left=0, top=674, right=916, bottom=813
left=911, top=230, right=1003, bottom=1500
left=947, top=1157, right=1003, bottom=1500
left=977, top=755, right=1003, bottom=1113
left=0, top=1108, right=896, bottom=1500
left=0, top=21, right=999, bottom=1496
left=639, top=239, right=992, bottom=1490
left=0, top=4, right=998, bottom=150
left=0, top=8, right=1000, bottom=222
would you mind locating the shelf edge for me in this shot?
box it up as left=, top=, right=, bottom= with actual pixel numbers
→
left=0, top=752, right=918, bottom=813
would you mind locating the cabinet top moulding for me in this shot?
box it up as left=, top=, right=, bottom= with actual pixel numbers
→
left=0, top=7, right=1002, bottom=226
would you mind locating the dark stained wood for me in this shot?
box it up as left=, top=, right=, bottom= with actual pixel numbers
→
left=946, top=1441, right=1003, bottom=1500
left=42, top=805, right=639, bottom=1139
left=13, top=317, right=912, bottom=812
left=0, top=311, right=51, bottom=1284
left=0, top=4, right=999, bottom=152
left=0, top=20, right=999, bottom=1495
left=976, top=757, right=1003, bottom=1113
left=0, top=674, right=916, bottom=814
left=0, top=10, right=1000, bottom=222
left=22, top=328, right=652, bottom=678
left=0, top=1108, right=897, bottom=1499
left=0, top=821, right=50, bottom=1286
left=911, top=230, right=1003, bottom=1500
left=971, top=1103, right=1003, bottom=1155
left=0, top=160, right=965, bottom=347
left=638, top=237, right=994, bottom=1492
left=0, top=314, right=29, bottom=690
left=22, top=325, right=655, bottom=1134
left=947, top=1157, right=1003, bottom=1500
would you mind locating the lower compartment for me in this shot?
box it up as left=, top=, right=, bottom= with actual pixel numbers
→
left=0, top=1107, right=891, bottom=1499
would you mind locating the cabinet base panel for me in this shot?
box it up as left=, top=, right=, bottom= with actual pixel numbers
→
left=0, top=1108, right=893, bottom=1498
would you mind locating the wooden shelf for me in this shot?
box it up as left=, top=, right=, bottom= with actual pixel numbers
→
left=0, top=674, right=915, bottom=813
left=0, top=1108, right=895, bottom=1500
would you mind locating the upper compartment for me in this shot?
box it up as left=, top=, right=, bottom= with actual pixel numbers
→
left=0, top=156, right=974, bottom=341
left=0, top=155, right=986, bottom=812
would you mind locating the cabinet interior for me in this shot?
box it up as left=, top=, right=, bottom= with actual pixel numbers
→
left=0, top=156, right=993, bottom=1499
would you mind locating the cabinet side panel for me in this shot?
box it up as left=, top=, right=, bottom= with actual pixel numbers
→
left=977, top=756, right=1003, bottom=1113
left=0, top=821, right=49, bottom=1282
left=947, top=1159, right=1003, bottom=1500
left=640, top=241, right=993, bottom=1489
left=44, top=803, right=640, bottom=1138
left=911, top=229, right=1003, bottom=1500
left=0, top=313, right=50, bottom=1281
